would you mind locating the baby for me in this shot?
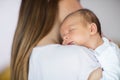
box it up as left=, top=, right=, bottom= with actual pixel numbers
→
left=60, top=9, right=120, bottom=80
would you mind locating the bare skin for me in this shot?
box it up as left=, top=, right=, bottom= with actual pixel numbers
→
left=88, top=68, right=102, bottom=80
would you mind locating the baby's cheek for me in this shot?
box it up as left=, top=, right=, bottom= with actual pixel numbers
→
left=72, top=36, right=79, bottom=41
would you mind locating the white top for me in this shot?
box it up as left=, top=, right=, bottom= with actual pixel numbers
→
left=95, top=37, right=120, bottom=80
left=29, top=45, right=100, bottom=80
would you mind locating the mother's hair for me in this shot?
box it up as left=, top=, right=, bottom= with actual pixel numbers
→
left=11, top=0, right=59, bottom=80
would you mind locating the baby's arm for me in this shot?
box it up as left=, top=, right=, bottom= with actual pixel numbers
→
left=99, top=44, right=120, bottom=80
left=100, top=52, right=120, bottom=80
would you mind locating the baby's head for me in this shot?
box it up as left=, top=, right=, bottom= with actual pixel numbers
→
left=60, top=9, right=102, bottom=47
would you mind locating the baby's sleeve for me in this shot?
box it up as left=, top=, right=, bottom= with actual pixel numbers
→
left=72, top=46, right=101, bottom=80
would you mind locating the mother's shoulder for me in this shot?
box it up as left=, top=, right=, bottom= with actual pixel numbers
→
left=59, top=45, right=90, bottom=51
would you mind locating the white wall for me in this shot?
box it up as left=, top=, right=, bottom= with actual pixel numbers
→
left=0, top=0, right=21, bottom=72
left=81, top=0, right=120, bottom=46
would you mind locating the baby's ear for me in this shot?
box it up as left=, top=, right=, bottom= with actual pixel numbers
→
left=89, top=23, right=97, bottom=35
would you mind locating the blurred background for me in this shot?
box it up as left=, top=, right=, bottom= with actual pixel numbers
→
left=0, top=0, right=21, bottom=80
left=0, top=0, right=120, bottom=80
left=81, top=0, right=120, bottom=46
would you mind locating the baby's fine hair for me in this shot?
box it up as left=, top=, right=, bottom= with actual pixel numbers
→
left=62, top=8, right=102, bottom=36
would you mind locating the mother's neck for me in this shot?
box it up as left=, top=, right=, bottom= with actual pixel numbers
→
left=37, top=21, right=60, bottom=46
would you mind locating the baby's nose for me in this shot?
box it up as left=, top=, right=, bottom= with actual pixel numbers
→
left=63, top=35, right=69, bottom=40
left=62, top=36, right=69, bottom=45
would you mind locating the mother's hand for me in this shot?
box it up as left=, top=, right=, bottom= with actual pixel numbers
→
left=88, top=67, right=102, bottom=80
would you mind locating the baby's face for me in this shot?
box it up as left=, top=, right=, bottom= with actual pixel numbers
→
left=60, top=14, right=91, bottom=46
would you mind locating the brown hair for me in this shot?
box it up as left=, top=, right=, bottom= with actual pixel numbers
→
left=11, top=0, right=59, bottom=80
left=62, top=8, right=102, bottom=36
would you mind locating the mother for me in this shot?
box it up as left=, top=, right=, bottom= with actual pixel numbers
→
left=11, top=0, right=102, bottom=80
